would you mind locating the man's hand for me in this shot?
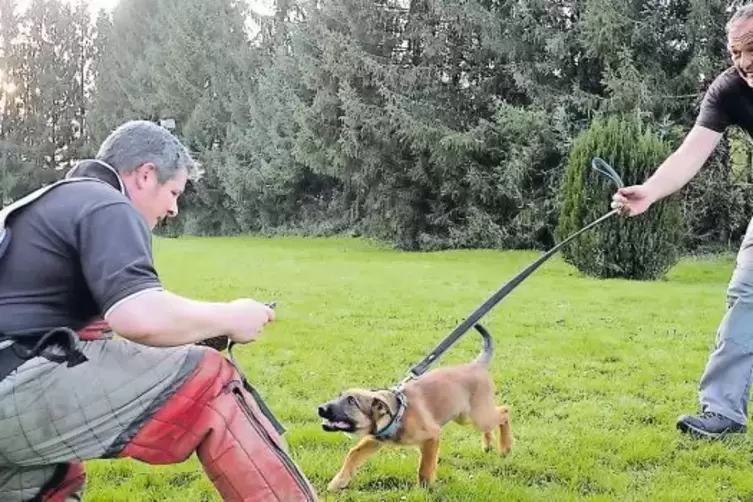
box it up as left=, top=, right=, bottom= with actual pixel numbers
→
left=611, top=185, right=657, bottom=217
left=224, top=299, right=276, bottom=344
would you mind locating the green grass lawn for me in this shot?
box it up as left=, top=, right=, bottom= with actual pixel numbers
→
left=83, top=236, right=753, bottom=501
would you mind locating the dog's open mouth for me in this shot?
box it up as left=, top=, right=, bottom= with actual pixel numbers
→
left=318, top=401, right=358, bottom=432
left=321, top=419, right=356, bottom=432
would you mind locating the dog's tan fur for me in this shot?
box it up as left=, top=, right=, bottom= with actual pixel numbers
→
left=317, top=326, right=512, bottom=491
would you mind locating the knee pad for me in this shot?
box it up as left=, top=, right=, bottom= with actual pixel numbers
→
left=117, top=349, right=318, bottom=502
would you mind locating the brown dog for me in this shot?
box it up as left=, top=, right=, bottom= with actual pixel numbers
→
left=317, top=324, right=513, bottom=491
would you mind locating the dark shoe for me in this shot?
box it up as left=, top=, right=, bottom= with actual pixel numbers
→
left=676, top=411, right=747, bottom=439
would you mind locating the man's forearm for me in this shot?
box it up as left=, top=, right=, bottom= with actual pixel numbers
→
left=643, top=125, right=722, bottom=202
left=105, top=290, right=234, bottom=347
left=643, top=149, right=707, bottom=202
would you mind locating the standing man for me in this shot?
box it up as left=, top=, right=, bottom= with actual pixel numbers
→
left=0, top=120, right=318, bottom=500
left=612, top=4, right=753, bottom=440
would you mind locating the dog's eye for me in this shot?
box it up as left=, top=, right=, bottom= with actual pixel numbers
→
left=347, top=396, right=357, bottom=406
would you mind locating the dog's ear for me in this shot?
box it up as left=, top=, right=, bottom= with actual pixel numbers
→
left=371, top=397, right=390, bottom=417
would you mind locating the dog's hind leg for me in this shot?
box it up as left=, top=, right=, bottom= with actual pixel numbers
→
left=470, top=400, right=513, bottom=456
left=327, top=436, right=383, bottom=492
left=469, top=399, right=501, bottom=452
left=418, top=437, right=441, bottom=487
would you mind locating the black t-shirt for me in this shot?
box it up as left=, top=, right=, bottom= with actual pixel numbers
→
left=696, top=66, right=753, bottom=135
left=0, top=164, right=163, bottom=337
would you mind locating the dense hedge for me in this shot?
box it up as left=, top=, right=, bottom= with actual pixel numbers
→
left=556, top=116, right=683, bottom=280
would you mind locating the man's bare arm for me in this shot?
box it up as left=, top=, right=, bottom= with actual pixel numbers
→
left=643, top=125, right=723, bottom=202
left=104, top=290, right=273, bottom=347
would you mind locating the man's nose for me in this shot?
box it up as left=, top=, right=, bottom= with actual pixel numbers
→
left=167, top=201, right=178, bottom=218
left=742, top=52, right=753, bottom=70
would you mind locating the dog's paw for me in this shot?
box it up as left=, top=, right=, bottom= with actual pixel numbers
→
left=327, top=476, right=349, bottom=492
left=418, top=480, right=431, bottom=488
left=418, top=475, right=436, bottom=488
left=500, top=439, right=513, bottom=456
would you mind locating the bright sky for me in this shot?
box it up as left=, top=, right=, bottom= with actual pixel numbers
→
left=15, top=0, right=274, bottom=16
left=76, top=0, right=119, bottom=13
left=79, top=0, right=120, bottom=14
left=1, top=0, right=269, bottom=95
left=15, top=0, right=119, bottom=15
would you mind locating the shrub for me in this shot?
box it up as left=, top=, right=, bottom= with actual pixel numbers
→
left=556, top=115, right=683, bottom=280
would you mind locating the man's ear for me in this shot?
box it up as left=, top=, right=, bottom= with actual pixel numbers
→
left=134, top=163, right=157, bottom=189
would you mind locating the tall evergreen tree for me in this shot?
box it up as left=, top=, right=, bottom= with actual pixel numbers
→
left=90, top=0, right=260, bottom=235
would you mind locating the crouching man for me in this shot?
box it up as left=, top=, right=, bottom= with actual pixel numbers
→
left=0, top=120, right=318, bottom=501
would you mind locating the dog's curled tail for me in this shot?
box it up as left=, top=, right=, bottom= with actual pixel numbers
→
left=473, top=323, right=494, bottom=366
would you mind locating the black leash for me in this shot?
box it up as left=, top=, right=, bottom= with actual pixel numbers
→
left=396, top=157, right=625, bottom=387
left=224, top=302, right=287, bottom=436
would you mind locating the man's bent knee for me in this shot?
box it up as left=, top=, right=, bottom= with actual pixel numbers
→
left=113, top=348, right=318, bottom=501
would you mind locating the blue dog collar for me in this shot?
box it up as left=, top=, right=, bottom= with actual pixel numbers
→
left=374, top=391, right=407, bottom=441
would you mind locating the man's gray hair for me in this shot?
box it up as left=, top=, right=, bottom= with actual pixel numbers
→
left=96, top=120, right=196, bottom=183
left=727, top=3, right=753, bottom=33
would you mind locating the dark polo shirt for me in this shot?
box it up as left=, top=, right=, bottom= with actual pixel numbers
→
left=696, top=66, right=753, bottom=135
left=0, top=161, right=163, bottom=337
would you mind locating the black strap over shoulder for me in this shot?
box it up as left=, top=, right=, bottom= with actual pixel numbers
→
left=0, top=227, right=10, bottom=265
left=0, top=160, right=125, bottom=272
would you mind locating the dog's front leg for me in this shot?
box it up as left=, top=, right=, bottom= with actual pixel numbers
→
left=418, top=437, right=440, bottom=487
left=328, top=436, right=383, bottom=491
left=498, top=406, right=513, bottom=455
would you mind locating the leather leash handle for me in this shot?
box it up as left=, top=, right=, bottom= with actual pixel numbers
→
left=591, top=157, right=625, bottom=189
left=401, top=157, right=625, bottom=383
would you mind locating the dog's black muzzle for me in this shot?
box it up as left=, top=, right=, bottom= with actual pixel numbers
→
left=317, top=402, right=356, bottom=432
